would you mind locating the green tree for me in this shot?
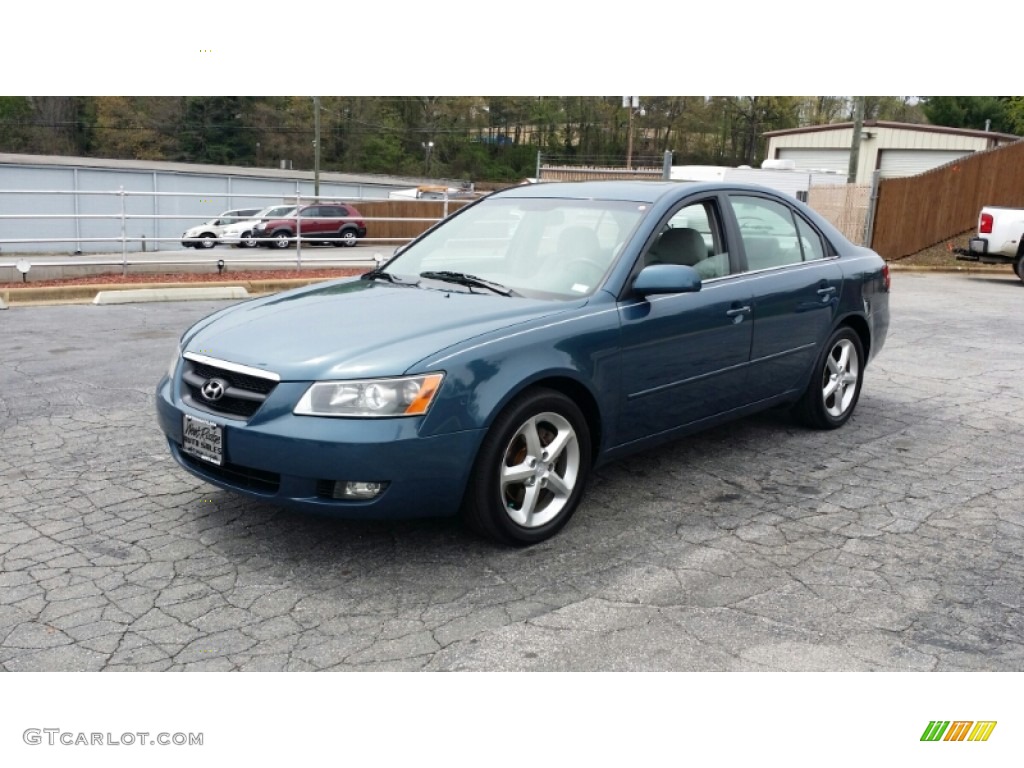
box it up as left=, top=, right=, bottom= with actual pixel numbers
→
left=180, top=97, right=255, bottom=165
left=862, top=96, right=925, bottom=123
left=88, top=97, right=185, bottom=160
left=1004, top=98, right=1024, bottom=135
left=920, top=96, right=1012, bottom=132
left=0, top=96, right=33, bottom=151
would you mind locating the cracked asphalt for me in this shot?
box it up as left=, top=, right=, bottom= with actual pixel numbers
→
left=1, top=272, right=1022, bottom=671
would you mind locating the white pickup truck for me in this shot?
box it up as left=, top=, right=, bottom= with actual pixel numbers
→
left=960, top=206, right=1024, bottom=282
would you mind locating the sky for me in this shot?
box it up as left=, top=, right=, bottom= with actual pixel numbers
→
left=4, top=2, right=1014, bottom=97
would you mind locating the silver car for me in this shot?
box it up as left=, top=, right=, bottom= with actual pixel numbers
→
left=180, top=208, right=264, bottom=249
left=218, top=205, right=298, bottom=248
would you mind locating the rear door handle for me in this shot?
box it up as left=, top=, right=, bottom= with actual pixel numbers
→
left=726, top=305, right=751, bottom=317
left=817, top=286, right=836, bottom=296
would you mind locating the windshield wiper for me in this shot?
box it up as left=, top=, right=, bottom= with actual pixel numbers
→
left=418, top=270, right=516, bottom=296
left=360, top=268, right=416, bottom=286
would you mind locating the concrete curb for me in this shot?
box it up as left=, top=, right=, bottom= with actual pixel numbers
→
left=0, top=277, right=341, bottom=307
left=93, top=286, right=250, bottom=305
left=886, top=264, right=1010, bottom=274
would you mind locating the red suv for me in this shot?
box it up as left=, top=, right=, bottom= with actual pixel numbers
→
left=251, top=202, right=367, bottom=248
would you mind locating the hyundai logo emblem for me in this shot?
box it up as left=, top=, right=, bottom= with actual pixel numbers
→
left=201, top=378, right=228, bottom=402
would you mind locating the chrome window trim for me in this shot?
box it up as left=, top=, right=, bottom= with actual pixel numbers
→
left=739, top=253, right=841, bottom=279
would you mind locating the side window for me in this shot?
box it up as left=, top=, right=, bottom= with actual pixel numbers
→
left=337, top=206, right=350, bottom=217
left=794, top=215, right=826, bottom=261
left=644, top=200, right=732, bottom=279
left=729, top=195, right=804, bottom=271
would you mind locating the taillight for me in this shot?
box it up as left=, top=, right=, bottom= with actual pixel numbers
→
left=979, top=213, right=993, bottom=234
left=882, top=263, right=891, bottom=292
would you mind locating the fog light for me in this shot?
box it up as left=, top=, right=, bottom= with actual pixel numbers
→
left=332, top=481, right=388, bottom=500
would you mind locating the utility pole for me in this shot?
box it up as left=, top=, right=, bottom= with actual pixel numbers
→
left=847, top=96, right=864, bottom=184
left=624, top=96, right=637, bottom=170
left=422, top=141, right=434, bottom=176
left=624, top=96, right=642, bottom=170
left=313, top=96, right=321, bottom=198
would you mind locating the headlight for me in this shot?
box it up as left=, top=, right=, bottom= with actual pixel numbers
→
left=294, top=373, right=444, bottom=418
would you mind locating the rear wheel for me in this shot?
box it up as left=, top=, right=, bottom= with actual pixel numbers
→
left=239, top=231, right=257, bottom=248
left=335, top=230, right=360, bottom=247
left=462, top=389, right=591, bottom=546
left=794, top=326, right=864, bottom=430
left=1014, top=255, right=1024, bottom=282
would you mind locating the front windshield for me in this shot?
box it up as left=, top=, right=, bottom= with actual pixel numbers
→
left=384, top=196, right=646, bottom=299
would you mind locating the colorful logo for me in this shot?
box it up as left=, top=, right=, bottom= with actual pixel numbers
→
left=921, top=721, right=997, bottom=742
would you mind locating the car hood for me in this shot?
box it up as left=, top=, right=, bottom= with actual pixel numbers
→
left=183, top=278, right=585, bottom=381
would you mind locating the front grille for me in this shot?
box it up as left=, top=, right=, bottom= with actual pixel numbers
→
left=182, top=358, right=278, bottom=420
left=180, top=450, right=280, bottom=494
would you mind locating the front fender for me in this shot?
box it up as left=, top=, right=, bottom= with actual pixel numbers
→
left=415, top=298, right=622, bottom=445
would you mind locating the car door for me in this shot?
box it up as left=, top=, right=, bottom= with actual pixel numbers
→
left=301, top=205, right=329, bottom=239
left=726, top=193, right=843, bottom=402
left=318, top=205, right=344, bottom=239
left=614, top=196, right=755, bottom=446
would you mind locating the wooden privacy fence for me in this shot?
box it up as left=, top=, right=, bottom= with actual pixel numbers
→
left=539, top=165, right=663, bottom=182
left=807, top=184, right=871, bottom=245
left=871, top=139, right=1024, bottom=260
left=358, top=199, right=472, bottom=242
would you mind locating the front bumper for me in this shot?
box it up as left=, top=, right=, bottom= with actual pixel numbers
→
left=155, top=376, right=484, bottom=519
left=181, top=233, right=217, bottom=248
left=219, top=232, right=249, bottom=246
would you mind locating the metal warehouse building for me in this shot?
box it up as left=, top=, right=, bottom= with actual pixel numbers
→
left=763, top=121, right=1020, bottom=184
left=0, top=153, right=455, bottom=254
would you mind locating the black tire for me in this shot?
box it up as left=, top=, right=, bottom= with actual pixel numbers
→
left=272, top=231, right=291, bottom=249
left=794, top=326, right=864, bottom=430
left=331, top=229, right=359, bottom=247
left=198, top=233, right=216, bottom=249
left=1014, top=256, right=1024, bottom=283
left=462, top=388, right=591, bottom=546
left=238, top=231, right=256, bottom=248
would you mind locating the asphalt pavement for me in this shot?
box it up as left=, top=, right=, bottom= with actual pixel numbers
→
left=0, top=272, right=1022, bottom=670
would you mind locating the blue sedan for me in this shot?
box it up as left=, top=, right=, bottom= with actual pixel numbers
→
left=156, top=181, right=890, bottom=545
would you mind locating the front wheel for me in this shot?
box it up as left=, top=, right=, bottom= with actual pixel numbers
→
left=272, top=231, right=291, bottom=249
left=794, top=326, right=864, bottom=430
left=1014, top=256, right=1024, bottom=282
left=198, top=233, right=216, bottom=249
left=462, top=389, right=591, bottom=546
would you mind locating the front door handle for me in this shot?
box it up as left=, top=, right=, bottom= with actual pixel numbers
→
left=726, top=305, right=751, bottom=318
left=817, top=286, right=836, bottom=296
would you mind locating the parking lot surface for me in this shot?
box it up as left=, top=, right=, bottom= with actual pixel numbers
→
left=1, top=272, right=1022, bottom=671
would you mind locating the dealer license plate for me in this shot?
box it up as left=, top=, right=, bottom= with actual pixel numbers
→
left=182, top=414, right=223, bottom=466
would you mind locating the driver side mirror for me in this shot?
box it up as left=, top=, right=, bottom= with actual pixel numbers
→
left=632, top=264, right=702, bottom=296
